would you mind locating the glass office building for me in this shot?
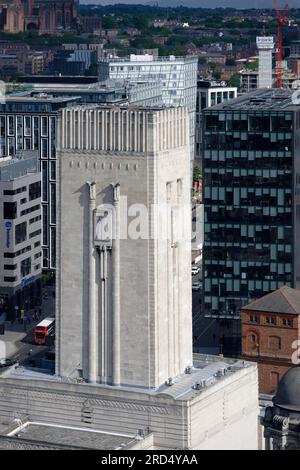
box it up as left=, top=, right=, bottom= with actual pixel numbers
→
left=0, top=96, right=79, bottom=270
left=203, top=89, right=300, bottom=354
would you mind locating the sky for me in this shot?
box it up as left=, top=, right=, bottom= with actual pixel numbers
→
left=79, top=0, right=300, bottom=8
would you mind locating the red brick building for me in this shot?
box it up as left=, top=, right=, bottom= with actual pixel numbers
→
left=242, top=286, right=300, bottom=394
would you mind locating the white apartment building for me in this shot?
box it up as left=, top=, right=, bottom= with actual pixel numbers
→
left=99, top=54, right=198, bottom=171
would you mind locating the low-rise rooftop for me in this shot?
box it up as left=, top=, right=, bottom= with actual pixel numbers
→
left=206, top=88, right=297, bottom=112
left=1, top=422, right=140, bottom=450
left=242, top=286, right=300, bottom=315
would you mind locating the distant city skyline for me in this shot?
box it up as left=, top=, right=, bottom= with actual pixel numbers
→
left=79, top=0, right=300, bottom=9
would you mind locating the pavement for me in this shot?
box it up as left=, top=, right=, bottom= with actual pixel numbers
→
left=191, top=266, right=220, bottom=355
left=0, top=285, right=55, bottom=365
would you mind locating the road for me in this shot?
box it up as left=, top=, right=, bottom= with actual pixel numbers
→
left=191, top=265, right=220, bottom=354
left=1, top=285, right=55, bottom=366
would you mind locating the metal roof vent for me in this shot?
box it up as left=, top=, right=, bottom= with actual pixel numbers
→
left=215, top=367, right=228, bottom=377
left=165, top=377, right=175, bottom=386
left=193, top=379, right=207, bottom=390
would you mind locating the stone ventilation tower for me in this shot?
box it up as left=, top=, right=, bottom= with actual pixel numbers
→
left=256, top=36, right=275, bottom=89
left=56, top=106, right=193, bottom=389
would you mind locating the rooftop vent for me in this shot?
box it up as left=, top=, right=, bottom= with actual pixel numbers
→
left=215, top=367, right=228, bottom=378
left=193, top=379, right=207, bottom=390
left=165, top=377, right=175, bottom=386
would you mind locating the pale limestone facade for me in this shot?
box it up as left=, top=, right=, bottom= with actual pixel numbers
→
left=0, top=357, right=259, bottom=450
left=56, top=106, right=193, bottom=388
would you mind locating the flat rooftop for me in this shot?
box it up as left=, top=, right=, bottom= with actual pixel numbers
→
left=2, top=422, right=138, bottom=450
left=4, top=95, right=78, bottom=104
left=104, top=54, right=198, bottom=63
left=197, top=79, right=236, bottom=89
left=156, top=354, right=254, bottom=400
left=207, top=88, right=298, bottom=112
left=2, top=354, right=255, bottom=402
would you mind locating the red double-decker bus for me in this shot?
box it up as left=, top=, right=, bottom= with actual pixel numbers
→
left=34, top=318, right=55, bottom=345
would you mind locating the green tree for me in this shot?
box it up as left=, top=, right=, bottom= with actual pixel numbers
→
left=228, top=73, right=240, bottom=88
left=246, top=60, right=258, bottom=71
left=212, top=71, right=221, bottom=80
left=193, top=164, right=202, bottom=182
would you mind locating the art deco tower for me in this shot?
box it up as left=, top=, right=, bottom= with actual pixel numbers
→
left=56, top=105, right=193, bottom=389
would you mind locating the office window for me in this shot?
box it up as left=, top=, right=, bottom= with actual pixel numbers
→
left=42, top=162, right=48, bottom=201
left=8, top=116, right=14, bottom=135
left=33, top=116, right=39, bottom=150
left=50, top=117, right=56, bottom=159
left=24, top=116, right=31, bottom=136
left=4, top=201, right=17, bottom=219
left=29, top=181, right=41, bottom=201
left=41, top=139, right=48, bottom=158
left=4, top=276, right=16, bottom=282
left=29, top=229, right=41, bottom=239
left=50, top=226, right=56, bottom=268
left=50, top=161, right=56, bottom=181
left=50, top=183, right=56, bottom=224
left=4, top=264, right=17, bottom=270
left=8, top=137, right=15, bottom=156
left=21, top=257, right=31, bottom=277
left=15, top=222, right=27, bottom=245
left=43, top=248, right=49, bottom=268
left=42, top=205, right=48, bottom=245
left=41, top=116, right=48, bottom=136
left=24, top=138, right=31, bottom=150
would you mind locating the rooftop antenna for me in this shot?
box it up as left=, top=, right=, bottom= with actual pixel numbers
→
left=274, top=0, right=289, bottom=88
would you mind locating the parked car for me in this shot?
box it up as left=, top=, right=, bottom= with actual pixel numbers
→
left=0, top=358, right=17, bottom=368
left=192, top=266, right=200, bottom=276
left=192, top=282, right=202, bottom=291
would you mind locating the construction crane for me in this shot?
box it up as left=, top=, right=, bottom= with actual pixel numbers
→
left=274, top=0, right=289, bottom=88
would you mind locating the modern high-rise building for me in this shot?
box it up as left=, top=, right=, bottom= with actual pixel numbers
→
left=203, top=89, right=298, bottom=354
left=195, top=80, right=237, bottom=164
left=99, top=54, right=198, bottom=170
left=0, top=95, right=79, bottom=270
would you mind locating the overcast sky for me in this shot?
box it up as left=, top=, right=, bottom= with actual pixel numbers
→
left=79, top=0, right=299, bottom=8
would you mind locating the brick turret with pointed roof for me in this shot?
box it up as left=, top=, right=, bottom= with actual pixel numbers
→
left=241, top=286, right=300, bottom=394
